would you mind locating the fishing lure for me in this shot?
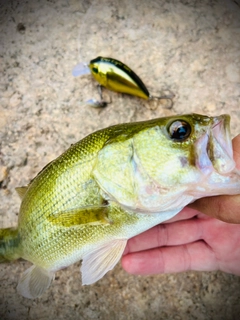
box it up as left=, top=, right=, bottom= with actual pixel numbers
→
left=72, top=56, right=174, bottom=107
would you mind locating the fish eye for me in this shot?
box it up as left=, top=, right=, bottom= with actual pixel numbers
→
left=168, top=120, right=191, bottom=141
left=92, top=67, right=98, bottom=74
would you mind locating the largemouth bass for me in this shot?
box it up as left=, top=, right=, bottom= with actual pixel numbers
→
left=1, top=113, right=240, bottom=299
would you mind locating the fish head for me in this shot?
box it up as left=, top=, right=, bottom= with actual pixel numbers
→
left=93, top=114, right=240, bottom=213
left=146, top=113, right=240, bottom=204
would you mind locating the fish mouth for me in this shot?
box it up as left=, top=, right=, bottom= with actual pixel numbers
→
left=195, top=114, right=236, bottom=175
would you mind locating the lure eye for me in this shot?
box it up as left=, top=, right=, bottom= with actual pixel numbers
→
left=92, top=67, right=98, bottom=74
left=168, top=120, right=191, bottom=141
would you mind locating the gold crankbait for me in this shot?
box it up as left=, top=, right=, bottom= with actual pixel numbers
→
left=72, top=56, right=174, bottom=108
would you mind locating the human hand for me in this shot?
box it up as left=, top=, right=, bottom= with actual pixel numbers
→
left=122, top=134, right=240, bottom=276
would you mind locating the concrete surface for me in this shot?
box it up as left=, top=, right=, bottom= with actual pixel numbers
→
left=0, top=0, right=240, bottom=319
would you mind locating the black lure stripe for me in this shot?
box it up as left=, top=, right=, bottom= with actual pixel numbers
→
left=90, top=56, right=150, bottom=98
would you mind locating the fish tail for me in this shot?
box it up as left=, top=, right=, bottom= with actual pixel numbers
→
left=0, top=228, right=21, bottom=262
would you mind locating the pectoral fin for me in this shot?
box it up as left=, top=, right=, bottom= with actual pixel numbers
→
left=48, top=205, right=111, bottom=227
left=81, top=239, right=127, bottom=285
left=17, top=265, right=54, bottom=299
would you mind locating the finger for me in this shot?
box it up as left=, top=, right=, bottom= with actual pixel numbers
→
left=233, top=134, right=240, bottom=169
left=189, top=194, right=240, bottom=224
left=164, top=206, right=199, bottom=223
left=122, top=240, right=217, bottom=275
left=124, top=215, right=203, bottom=255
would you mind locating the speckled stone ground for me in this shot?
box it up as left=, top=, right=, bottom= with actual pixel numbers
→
left=0, top=0, right=240, bottom=319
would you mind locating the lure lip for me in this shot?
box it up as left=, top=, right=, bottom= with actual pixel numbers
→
left=72, top=62, right=91, bottom=77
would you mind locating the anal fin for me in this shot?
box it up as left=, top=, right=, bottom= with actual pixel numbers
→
left=81, top=239, right=127, bottom=285
left=17, top=265, right=54, bottom=299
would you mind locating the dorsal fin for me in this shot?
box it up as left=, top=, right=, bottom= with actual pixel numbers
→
left=15, top=186, right=28, bottom=200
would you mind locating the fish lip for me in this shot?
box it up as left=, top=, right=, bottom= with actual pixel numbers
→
left=210, top=115, right=235, bottom=174
left=195, top=115, right=235, bottom=175
left=211, top=117, right=233, bottom=159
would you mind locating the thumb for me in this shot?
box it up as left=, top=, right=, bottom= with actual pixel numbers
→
left=189, top=194, right=240, bottom=224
